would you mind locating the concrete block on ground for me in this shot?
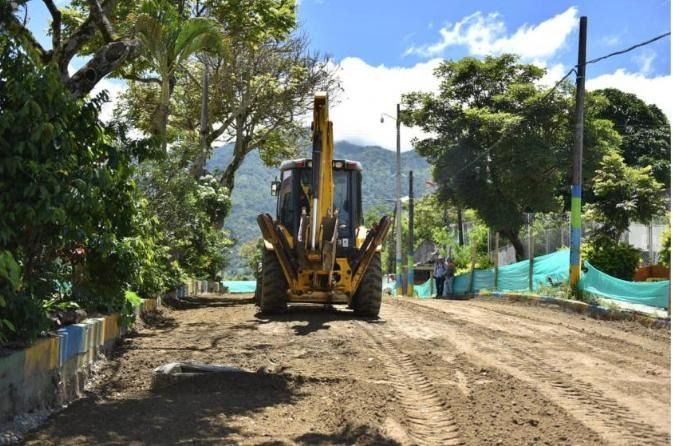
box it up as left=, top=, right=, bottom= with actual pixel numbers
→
left=24, top=338, right=59, bottom=378
left=103, top=314, right=120, bottom=350
left=92, top=318, right=105, bottom=349
left=56, top=329, right=68, bottom=368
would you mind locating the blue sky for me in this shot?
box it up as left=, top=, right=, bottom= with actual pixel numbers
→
left=298, top=0, right=671, bottom=77
left=23, top=0, right=672, bottom=149
left=296, top=0, right=671, bottom=148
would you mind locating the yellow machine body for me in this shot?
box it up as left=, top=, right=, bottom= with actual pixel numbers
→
left=257, top=93, right=391, bottom=311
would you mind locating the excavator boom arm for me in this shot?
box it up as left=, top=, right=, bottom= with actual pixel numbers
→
left=310, top=93, right=334, bottom=250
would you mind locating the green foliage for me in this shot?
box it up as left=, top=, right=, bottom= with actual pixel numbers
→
left=593, top=88, right=671, bottom=189
left=137, top=148, right=232, bottom=281
left=400, top=55, right=619, bottom=259
left=586, top=151, right=665, bottom=239
left=0, top=40, right=170, bottom=343
left=134, top=0, right=223, bottom=145
left=582, top=235, right=641, bottom=280
left=0, top=250, right=21, bottom=342
left=207, top=0, right=297, bottom=43
left=238, top=238, right=264, bottom=279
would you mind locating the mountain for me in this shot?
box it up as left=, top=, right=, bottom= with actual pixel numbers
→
left=208, top=141, right=433, bottom=277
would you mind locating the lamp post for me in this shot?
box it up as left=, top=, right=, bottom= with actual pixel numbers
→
left=381, top=105, right=403, bottom=296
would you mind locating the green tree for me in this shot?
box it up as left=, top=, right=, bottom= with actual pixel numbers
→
left=133, top=0, right=222, bottom=149
left=401, top=55, right=619, bottom=260
left=593, top=88, right=670, bottom=189
left=401, top=55, right=568, bottom=259
left=0, top=40, right=162, bottom=342
left=238, top=238, right=264, bottom=279
left=136, top=147, right=232, bottom=281
left=586, top=152, right=665, bottom=240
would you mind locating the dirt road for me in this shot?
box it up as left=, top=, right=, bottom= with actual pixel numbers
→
left=24, top=294, right=670, bottom=445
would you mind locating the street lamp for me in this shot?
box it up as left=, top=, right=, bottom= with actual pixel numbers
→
left=380, top=104, right=403, bottom=296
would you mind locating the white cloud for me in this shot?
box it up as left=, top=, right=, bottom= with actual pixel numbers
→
left=586, top=69, right=672, bottom=120
left=633, top=49, right=656, bottom=75
left=89, top=78, right=128, bottom=123
left=327, top=57, right=441, bottom=151
left=538, top=62, right=568, bottom=87
left=405, top=7, right=578, bottom=62
left=601, top=34, right=621, bottom=47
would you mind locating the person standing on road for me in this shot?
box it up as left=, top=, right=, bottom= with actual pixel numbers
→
left=444, top=258, right=456, bottom=297
left=433, top=257, right=446, bottom=298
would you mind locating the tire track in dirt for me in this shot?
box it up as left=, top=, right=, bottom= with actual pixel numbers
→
left=504, top=344, right=670, bottom=446
left=384, top=299, right=670, bottom=446
left=465, top=299, right=669, bottom=366
left=360, top=322, right=464, bottom=446
left=464, top=304, right=670, bottom=376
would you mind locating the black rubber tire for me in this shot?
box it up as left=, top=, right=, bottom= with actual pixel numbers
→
left=260, top=249, right=288, bottom=314
left=352, top=253, right=383, bottom=318
left=254, top=275, right=262, bottom=306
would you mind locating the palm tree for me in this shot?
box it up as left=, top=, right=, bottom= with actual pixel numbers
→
left=135, top=0, right=222, bottom=150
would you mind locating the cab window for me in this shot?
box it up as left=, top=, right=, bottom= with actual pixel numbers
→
left=277, top=169, right=294, bottom=231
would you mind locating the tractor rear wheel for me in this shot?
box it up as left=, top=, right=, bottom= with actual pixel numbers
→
left=260, top=249, right=288, bottom=314
left=352, top=253, right=382, bottom=318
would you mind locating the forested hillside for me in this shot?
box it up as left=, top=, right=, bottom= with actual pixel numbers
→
left=210, top=141, right=432, bottom=276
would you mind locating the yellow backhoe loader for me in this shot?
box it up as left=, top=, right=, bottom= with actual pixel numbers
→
left=256, top=93, right=391, bottom=316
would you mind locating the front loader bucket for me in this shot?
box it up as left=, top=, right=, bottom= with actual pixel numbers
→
left=350, top=216, right=392, bottom=293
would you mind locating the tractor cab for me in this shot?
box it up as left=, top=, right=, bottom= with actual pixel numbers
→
left=274, top=158, right=363, bottom=255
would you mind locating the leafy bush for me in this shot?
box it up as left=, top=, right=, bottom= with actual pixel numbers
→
left=582, top=235, right=641, bottom=280
left=0, top=40, right=170, bottom=343
left=239, top=238, right=264, bottom=279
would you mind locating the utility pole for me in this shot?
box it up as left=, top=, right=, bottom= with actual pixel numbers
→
left=395, top=104, right=403, bottom=296
left=528, top=213, right=534, bottom=291
left=494, top=231, right=500, bottom=290
left=570, top=16, right=588, bottom=288
left=407, top=170, right=414, bottom=297
left=388, top=203, right=396, bottom=274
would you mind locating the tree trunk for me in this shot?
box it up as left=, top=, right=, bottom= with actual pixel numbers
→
left=457, top=207, right=464, bottom=246
left=220, top=128, right=248, bottom=192
left=67, top=39, right=141, bottom=98
left=191, top=63, right=210, bottom=178
left=502, top=228, right=525, bottom=261
left=151, top=76, right=171, bottom=151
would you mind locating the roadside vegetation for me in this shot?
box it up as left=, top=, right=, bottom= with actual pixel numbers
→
left=1, top=1, right=669, bottom=343
left=0, top=0, right=333, bottom=344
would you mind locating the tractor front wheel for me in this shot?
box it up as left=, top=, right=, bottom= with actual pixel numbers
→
left=351, top=253, right=382, bottom=318
left=260, top=249, right=288, bottom=314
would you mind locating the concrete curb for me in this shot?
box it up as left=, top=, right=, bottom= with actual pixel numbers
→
left=476, top=291, right=670, bottom=329
left=0, top=297, right=161, bottom=425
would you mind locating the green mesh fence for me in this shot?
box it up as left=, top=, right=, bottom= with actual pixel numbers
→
left=414, top=249, right=669, bottom=310
left=383, top=277, right=436, bottom=298
left=222, top=280, right=257, bottom=293
left=226, top=252, right=670, bottom=309
left=450, top=250, right=570, bottom=295
left=579, top=261, right=670, bottom=309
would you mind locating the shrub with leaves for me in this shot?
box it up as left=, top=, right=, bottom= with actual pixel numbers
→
left=582, top=235, right=641, bottom=281
left=0, top=40, right=167, bottom=343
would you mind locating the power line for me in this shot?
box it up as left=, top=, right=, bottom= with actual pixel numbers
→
left=583, top=32, right=671, bottom=67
